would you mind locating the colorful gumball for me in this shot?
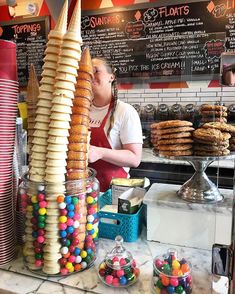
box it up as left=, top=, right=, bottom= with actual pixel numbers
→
left=153, top=250, right=192, bottom=293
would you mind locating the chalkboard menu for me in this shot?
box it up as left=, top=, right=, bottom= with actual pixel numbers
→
left=81, top=0, right=235, bottom=81
left=0, top=16, right=50, bottom=86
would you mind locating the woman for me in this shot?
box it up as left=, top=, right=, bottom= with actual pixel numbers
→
left=88, top=57, right=143, bottom=192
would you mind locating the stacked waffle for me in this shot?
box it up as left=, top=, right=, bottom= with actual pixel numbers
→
left=151, top=120, right=194, bottom=157
left=67, top=47, right=93, bottom=180
left=193, top=123, right=231, bottom=156
left=45, top=0, right=82, bottom=184
left=23, top=1, right=68, bottom=272
left=43, top=0, right=82, bottom=275
left=26, top=64, right=39, bottom=162
left=199, top=104, right=227, bottom=123
left=29, top=0, right=68, bottom=183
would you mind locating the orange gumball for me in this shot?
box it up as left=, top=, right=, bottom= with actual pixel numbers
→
left=161, top=276, right=170, bottom=286
left=181, top=263, right=190, bottom=273
left=172, top=269, right=180, bottom=276
left=63, top=252, right=71, bottom=259
left=74, top=263, right=82, bottom=271
left=57, top=195, right=64, bottom=203
left=133, top=267, right=140, bottom=277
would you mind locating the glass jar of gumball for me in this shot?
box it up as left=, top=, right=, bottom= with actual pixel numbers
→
left=98, top=235, right=140, bottom=287
left=18, top=168, right=99, bottom=276
left=152, top=249, right=192, bottom=294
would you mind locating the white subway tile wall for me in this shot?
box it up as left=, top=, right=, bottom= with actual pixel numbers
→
left=119, top=87, right=235, bottom=107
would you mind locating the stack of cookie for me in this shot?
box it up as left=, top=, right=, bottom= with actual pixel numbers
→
left=45, top=0, right=82, bottom=184
left=199, top=104, right=228, bottom=124
left=229, top=128, right=235, bottom=151
left=202, top=121, right=235, bottom=153
left=29, top=0, right=68, bottom=182
left=26, top=64, right=39, bottom=163
left=151, top=120, right=194, bottom=157
left=193, top=123, right=231, bottom=156
left=67, top=47, right=93, bottom=180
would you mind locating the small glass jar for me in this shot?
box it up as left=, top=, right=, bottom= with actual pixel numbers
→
left=98, top=235, right=140, bottom=287
left=170, top=104, right=184, bottom=120
left=152, top=249, right=192, bottom=294
left=155, top=104, right=169, bottom=121
left=18, top=168, right=99, bottom=276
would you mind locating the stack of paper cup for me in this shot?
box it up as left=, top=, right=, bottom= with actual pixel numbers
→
left=45, top=0, right=82, bottom=184
left=26, top=64, right=39, bottom=162
left=29, top=0, right=68, bottom=182
left=67, top=47, right=93, bottom=180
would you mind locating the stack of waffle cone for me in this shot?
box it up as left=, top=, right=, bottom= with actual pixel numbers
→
left=28, top=0, right=68, bottom=182
left=26, top=64, right=39, bottom=161
left=67, top=47, right=93, bottom=181
left=24, top=0, right=68, bottom=275
left=45, top=0, right=82, bottom=184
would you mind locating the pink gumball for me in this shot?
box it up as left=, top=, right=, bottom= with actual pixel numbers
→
left=68, top=255, right=76, bottom=263
left=39, top=200, right=47, bottom=208
left=155, top=258, right=163, bottom=268
left=112, top=277, right=119, bottom=287
left=66, top=218, right=74, bottom=226
left=116, top=269, right=124, bottom=277
left=60, top=268, right=69, bottom=275
left=37, top=236, right=45, bottom=243
left=120, top=258, right=127, bottom=266
left=105, top=275, right=113, bottom=284
left=170, top=277, right=179, bottom=287
left=112, top=256, right=119, bottom=263
left=35, top=260, right=43, bottom=267
left=59, top=223, right=67, bottom=230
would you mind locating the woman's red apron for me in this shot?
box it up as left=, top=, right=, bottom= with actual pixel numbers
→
left=89, top=102, right=127, bottom=192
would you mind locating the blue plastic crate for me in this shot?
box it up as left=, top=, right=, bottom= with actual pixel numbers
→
left=98, top=189, right=144, bottom=242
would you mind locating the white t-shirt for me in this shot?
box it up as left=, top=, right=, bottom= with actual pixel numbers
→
left=90, top=99, right=143, bottom=149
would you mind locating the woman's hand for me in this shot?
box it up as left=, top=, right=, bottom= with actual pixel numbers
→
left=88, top=143, right=142, bottom=167
left=88, top=145, right=103, bottom=163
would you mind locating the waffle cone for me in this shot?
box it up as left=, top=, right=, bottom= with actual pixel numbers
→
left=60, top=48, right=81, bottom=60
left=67, top=0, right=82, bottom=42
left=55, top=72, right=77, bottom=84
left=41, top=68, right=56, bottom=78
left=51, top=0, right=68, bottom=35
left=79, top=47, right=93, bottom=78
left=52, top=95, right=73, bottom=106
left=56, top=64, right=78, bottom=76
left=26, top=64, right=39, bottom=104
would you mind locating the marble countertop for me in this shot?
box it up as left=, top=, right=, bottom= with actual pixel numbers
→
left=0, top=228, right=229, bottom=294
left=142, top=148, right=235, bottom=169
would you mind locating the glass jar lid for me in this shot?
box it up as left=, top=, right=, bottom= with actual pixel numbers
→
left=104, top=236, right=133, bottom=270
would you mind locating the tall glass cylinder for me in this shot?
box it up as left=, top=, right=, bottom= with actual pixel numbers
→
left=18, top=168, right=99, bottom=276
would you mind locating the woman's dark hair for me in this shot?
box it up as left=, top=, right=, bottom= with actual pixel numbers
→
left=93, top=57, right=118, bottom=137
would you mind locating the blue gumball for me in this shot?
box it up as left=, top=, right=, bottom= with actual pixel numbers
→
left=119, top=276, right=127, bottom=285
left=167, top=285, right=175, bottom=294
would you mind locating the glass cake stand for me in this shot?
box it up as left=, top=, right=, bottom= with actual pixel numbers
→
left=155, top=151, right=235, bottom=204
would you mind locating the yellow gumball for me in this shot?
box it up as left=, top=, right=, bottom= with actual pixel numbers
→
left=65, top=262, right=73, bottom=269
left=92, top=232, right=97, bottom=239
left=31, top=195, right=38, bottom=204
left=26, top=205, right=33, bottom=212
left=99, top=262, right=106, bottom=269
left=172, top=260, right=180, bottom=270
left=38, top=208, right=46, bottom=215
left=68, top=265, right=74, bottom=273
left=80, top=250, right=87, bottom=258
left=86, top=223, right=93, bottom=231
left=86, top=196, right=93, bottom=204
left=59, top=216, right=67, bottom=223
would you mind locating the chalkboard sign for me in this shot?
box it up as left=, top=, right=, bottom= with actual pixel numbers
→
left=0, top=16, right=50, bottom=86
left=81, top=0, right=235, bottom=81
